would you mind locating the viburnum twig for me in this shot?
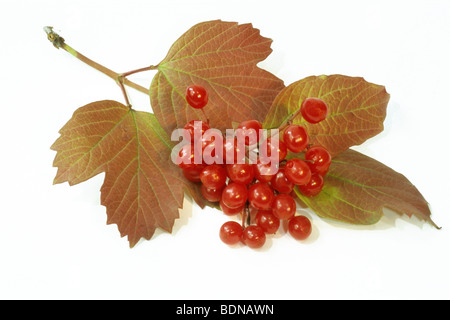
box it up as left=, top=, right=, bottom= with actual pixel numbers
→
left=43, top=26, right=152, bottom=99
left=241, top=203, right=251, bottom=228
left=120, top=65, right=158, bottom=78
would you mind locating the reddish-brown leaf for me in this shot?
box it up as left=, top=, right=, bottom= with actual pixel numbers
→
left=263, top=75, right=390, bottom=157
left=51, top=100, right=204, bottom=247
left=295, top=149, right=438, bottom=228
left=149, top=20, right=285, bottom=135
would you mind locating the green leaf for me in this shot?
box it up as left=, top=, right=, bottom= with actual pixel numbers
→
left=263, top=75, right=390, bottom=157
left=295, top=149, right=439, bottom=228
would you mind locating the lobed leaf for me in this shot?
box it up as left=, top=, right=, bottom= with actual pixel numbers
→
left=263, top=75, right=390, bottom=157
left=51, top=100, right=204, bottom=247
left=149, top=20, right=285, bottom=135
left=295, top=149, right=438, bottom=228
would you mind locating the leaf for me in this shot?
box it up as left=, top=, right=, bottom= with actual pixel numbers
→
left=149, top=20, right=285, bottom=135
left=294, top=149, right=439, bottom=228
left=51, top=100, right=205, bottom=247
left=263, top=75, right=390, bottom=157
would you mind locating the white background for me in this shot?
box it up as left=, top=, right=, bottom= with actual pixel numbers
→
left=1, top=0, right=449, bottom=299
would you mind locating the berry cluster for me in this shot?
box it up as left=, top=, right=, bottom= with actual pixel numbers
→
left=177, top=85, right=332, bottom=249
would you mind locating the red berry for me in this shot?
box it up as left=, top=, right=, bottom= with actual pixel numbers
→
left=183, top=120, right=210, bottom=143
left=283, top=124, right=309, bottom=153
left=260, top=137, right=287, bottom=162
left=186, top=85, right=208, bottom=109
left=254, top=161, right=278, bottom=183
left=271, top=167, right=294, bottom=194
left=200, top=184, right=223, bottom=202
left=202, top=132, right=224, bottom=165
left=200, top=129, right=220, bottom=148
left=219, top=221, right=243, bottom=245
left=248, top=182, right=274, bottom=210
left=177, top=144, right=192, bottom=169
left=222, top=137, right=245, bottom=164
left=221, top=182, right=248, bottom=209
left=220, top=199, right=245, bottom=216
left=178, top=144, right=202, bottom=169
left=236, top=120, right=262, bottom=146
left=242, top=225, right=266, bottom=249
left=226, top=163, right=255, bottom=185
left=298, top=173, right=324, bottom=197
left=300, top=97, right=328, bottom=124
left=255, top=210, right=280, bottom=234
left=200, top=164, right=227, bottom=189
left=305, top=145, right=331, bottom=175
left=284, top=158, right=312, bottom=185
left=182, top=165, right=205, bottom=182
left=272, top=194, right=296, bottom=220
left=288, top=215, right=312, bottom=240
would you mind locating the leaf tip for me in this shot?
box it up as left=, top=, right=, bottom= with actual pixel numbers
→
left=52, top=175, right=64, bottom=185
left=429, top=217, right=442, bottom=230
left=128, top=241, right=137, bottom=249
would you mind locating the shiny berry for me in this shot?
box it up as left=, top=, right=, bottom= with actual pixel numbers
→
left=221, top=182, right=248, bottom=209
left=202, top=131, right=224, bottom=165
left=248, top=182, right=274, bottom=210
left=186, top=84, right=208, bottom=109
left=178, top=144, right=202, bottom=169
left=300, top=97, right=328, bottom=124
left=242, top=225, right=266, bottom=249
left=288, top=215, right=312, bottom=240
left=255, top=210, right=280, bottom=234
left=305, top=145, right=331, bottom=175
left=254, top=161, right=278, bottom=183
left=272, top=194, right=296, bottom=220
left=200, top=184, right=223, bottom=202
left=183, top=120, right=210, bottom=143
left=200, top=164, right=227, bottom=189
left=182, top=165, right=205, bottom=182
left=298, top=173, right=324, bottom=197
left=284, top=158, right=312, bottom=185
left=283, top=124, right=309, bottom=153
left=220, top=199, right=245, bottom=216
left=237, top=120, right=262, bottom=146
left=220, top=221, right=243, bottom=245
left=226, top=163, right=255, bottom=185
left=222, top=137, right=245, bottom=164
left=271, top=167, right=294, bottom=194
left=260, top=137, right=287, bottom=162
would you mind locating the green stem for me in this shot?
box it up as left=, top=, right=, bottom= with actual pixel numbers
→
left=278, top=108, right=303, bottom=132
left=43, top=26, right=154, bottom=97
left=121, top=65, right=158, bottom=78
